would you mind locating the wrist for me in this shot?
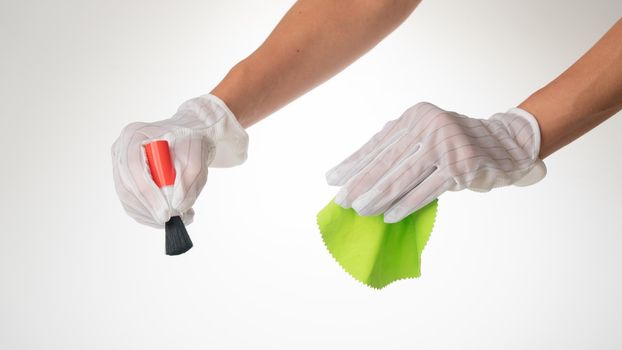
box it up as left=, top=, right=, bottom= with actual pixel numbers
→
left=210, top=60, right=256, bottom=128
left=518, top=85, right=575, bottom=159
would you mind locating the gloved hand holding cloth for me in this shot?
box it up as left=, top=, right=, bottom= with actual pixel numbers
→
left=326, top=102, right=547, bottom=222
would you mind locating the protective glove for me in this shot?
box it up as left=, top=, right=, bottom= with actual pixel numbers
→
left=111, top=94, right=248, bottom=228
left=326, top=102, right=546, bottom=223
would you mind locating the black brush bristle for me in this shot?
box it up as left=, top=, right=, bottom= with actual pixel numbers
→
left=165, top=216, right=193, bottom=255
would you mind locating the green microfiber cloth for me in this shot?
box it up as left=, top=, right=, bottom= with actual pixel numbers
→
left=317, top=199, right=438, bottom=289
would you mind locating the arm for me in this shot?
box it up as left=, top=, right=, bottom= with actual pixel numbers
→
left=327, top=18, right=622, bottom=223
left=520, top=18, right=622, bottom=159
left=211, top=0, right=421, bottom=128
left=112, top=0, right=420, bottom=229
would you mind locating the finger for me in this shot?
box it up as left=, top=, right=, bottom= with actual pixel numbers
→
left=325, top=119, right=404, bottom=186
left=113, top=171, right=161, bottom=227
left=129, top=209, right=165, bottom=228
left=333, top=132, right=421, bottom=208
left=383, top=173, right=454, bottom=224
left=181, top=208, right=195, bottom=225
left=349, top=145, right=437, bottom=216
left=326, top=102, right=445, bottom=186
left=112, top=158, right=155, bottom=223
left=118, top=129, right=171, bottom=225
left=112, top=137, right=163, bottom=227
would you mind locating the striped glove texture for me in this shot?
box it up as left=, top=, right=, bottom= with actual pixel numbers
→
left=111, top=94, right=248, bottom=228
left=326, top=102, right=546, bottom=223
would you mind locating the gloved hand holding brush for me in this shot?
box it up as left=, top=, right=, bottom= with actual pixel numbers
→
left=111, top=94, right=248, bottom=230
left=326, top=102, right=547, bottom=223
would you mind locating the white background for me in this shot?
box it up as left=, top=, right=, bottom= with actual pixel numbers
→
left=1, top=0, right=622, bottom=349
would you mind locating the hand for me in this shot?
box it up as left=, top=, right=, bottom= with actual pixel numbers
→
left=111, top=94, right=248, bottom=228
left=326, top=102, right=546, bottom=223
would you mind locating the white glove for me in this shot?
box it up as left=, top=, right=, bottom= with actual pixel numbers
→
left=326, top=102, right=546, bottom=223
left=111, top=94, right=248, bottom=228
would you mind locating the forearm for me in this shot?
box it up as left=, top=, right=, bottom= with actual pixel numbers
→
left=211, top=0, right=420, bottom=128
left=519, top=18, right=622, bottom=159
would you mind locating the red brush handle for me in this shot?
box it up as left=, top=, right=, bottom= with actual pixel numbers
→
left=145, top=140, right=193, bottom=255
left=145, top=140, right=176, bottom=188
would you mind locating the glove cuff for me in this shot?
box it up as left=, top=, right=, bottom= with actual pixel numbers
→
left=505, top=107, right=547, bottom=186
left=506, top=107, right=542, bottom=160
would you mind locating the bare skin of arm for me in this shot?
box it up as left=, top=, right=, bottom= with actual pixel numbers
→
left=211, top=0, right=421, bottom=128
left=520, top=18, right=622, bottom=159
left=213, top=1, right=620, bottom=160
